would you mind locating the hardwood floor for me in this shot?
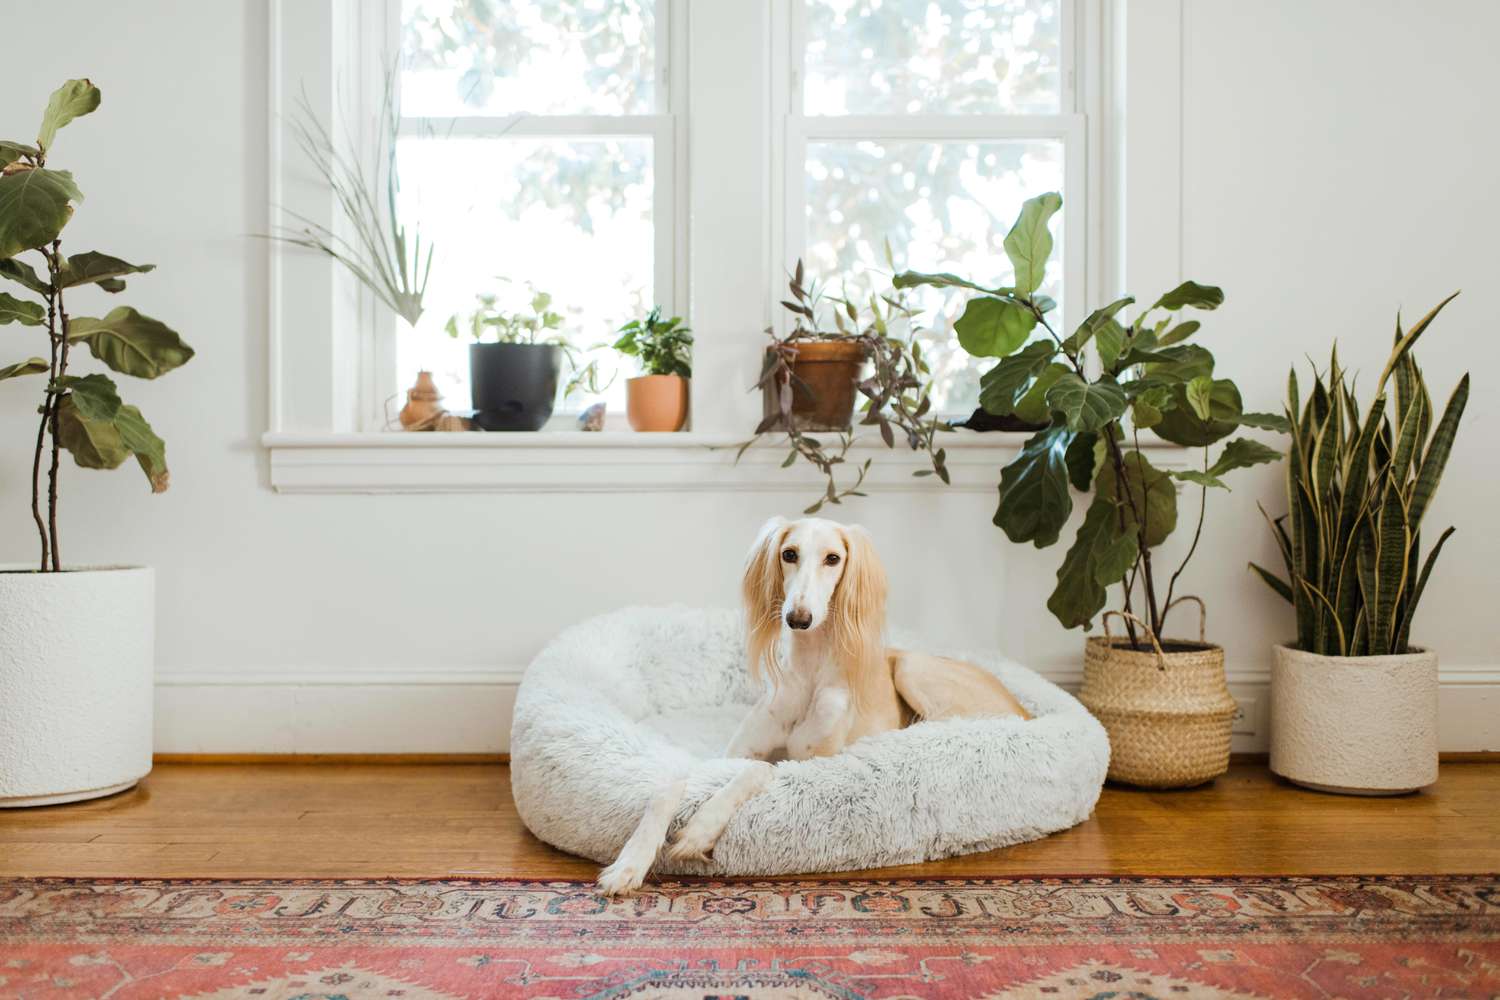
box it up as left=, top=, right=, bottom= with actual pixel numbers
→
left=1, top=761, right=1497, bottom=880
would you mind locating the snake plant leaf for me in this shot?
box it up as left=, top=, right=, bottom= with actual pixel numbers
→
left=66, top=306, right=195, bottom=379
left=977, top=340, right=1056, bottom=416
left=114, top=403, right=170, bottom=492
left=891, top=270, right=1009, bottom=296
left=995, top=423, right=1076, bottom=547
left=1065, top=431, right=1098, bottom=491
left=57, top=251, right=156, bottom=290
left=1046, top=494, right=1127, bottom=629
left=0, top=258, right=48, bottom=294
left=1408, top=373, right=1469, bottom=529
left=1208, top=437, right=1281, bottom=477
left=0, top=357, right=49, bottom=381
left=954, top=296, right=1036, bottom=358
left=1376, top=291, right=1460, bottom=395
left=1012, top=361, right=1068, bottom=425
left=1060, top=296, right=1134, bottom=355
left=1003, top=191, right=1062, bottom=294
left=1388, top=382, right=1427, bottom=486
left=1153, top=281, right=1224, bottom=311
left=1394, top=525, right=1455, bottom=653
left=0, top=290, right=44, bottom=325
left=0, top=167, right=81, bottom=259
left=1156, top=319, right=1201, bottom=346
left=1046, top=373, right=1128, bottom=433
left=36, top=79, right=101, bottom=152
left=1370, top=477, right=1412, bottom=654
left=1098, top=449, right=1178, bottom=547
left=53, top=372, right=121, bottom=422
left=55, top=393, right=130, bottom=469
left=1249, top=561, right=1294, bottom=603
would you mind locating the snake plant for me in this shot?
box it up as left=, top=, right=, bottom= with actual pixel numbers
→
left=1251, top=294, right=1469, bottom=656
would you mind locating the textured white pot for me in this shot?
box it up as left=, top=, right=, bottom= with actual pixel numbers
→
left=1270, top=643, right=1438, bottom=795
left=0, top=566, right=154, bottom=807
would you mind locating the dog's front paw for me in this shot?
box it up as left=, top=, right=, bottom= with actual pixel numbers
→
left=596, top=859, right=647, bottom=896
left=664, top=824, right=718, bottom=863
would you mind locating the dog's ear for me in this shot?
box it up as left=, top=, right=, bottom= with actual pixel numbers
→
left=742, top=516, right=788, bottom=685
left=831, top=523, right=888, bottom=685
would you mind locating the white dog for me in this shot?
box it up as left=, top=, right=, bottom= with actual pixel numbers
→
left=596, top=516, right=1030, bottom=895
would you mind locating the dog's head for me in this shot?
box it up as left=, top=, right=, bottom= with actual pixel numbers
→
left=742, top=516, right=888, bottom=685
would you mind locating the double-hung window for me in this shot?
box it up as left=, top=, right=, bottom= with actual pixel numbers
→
left=782, top=0, right=1084, bottom=416
left=394, top=0, right=683, bottom=413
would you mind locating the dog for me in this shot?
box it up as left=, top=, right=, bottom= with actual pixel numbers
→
left=595, top=516, right=1031, bottom=895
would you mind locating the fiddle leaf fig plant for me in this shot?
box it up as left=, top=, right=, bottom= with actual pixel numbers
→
left=1, top=80, right=194, bottom=572
left=897, top=192, right=1285, bottom=645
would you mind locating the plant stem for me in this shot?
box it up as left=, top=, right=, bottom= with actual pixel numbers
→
left=1160, top=449, right=1210, bottom=635
left=44, top=241, right=71, bottom=572
left=31, top=263, right=59, bottom=571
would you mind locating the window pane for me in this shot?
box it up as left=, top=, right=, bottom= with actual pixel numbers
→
left=396, top=137, right=653, bottom=413
left=402, top=0, right=657, bottom=116
left=803, top=0, right=1061, bottom=115
left=804, top=139, right=1064, bottom=415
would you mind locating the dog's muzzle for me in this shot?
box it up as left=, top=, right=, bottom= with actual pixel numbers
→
left=785, top=609, right=813, bottom=630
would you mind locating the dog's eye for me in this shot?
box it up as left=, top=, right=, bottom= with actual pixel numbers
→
left=781, top=548, right=798, bottom=563
left=825, top=553, right=841, bottom=566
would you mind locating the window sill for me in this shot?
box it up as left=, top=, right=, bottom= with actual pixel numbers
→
left=263, top=431, right=1189, bottom=495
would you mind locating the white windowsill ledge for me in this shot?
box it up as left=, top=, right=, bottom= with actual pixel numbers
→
left=262, top=430, right=1188, bottom=495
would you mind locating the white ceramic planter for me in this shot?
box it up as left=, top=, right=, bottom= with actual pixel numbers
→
left=1270, top=643, right=1438, bottom=795
left=0, top=566, right=154, bottom=807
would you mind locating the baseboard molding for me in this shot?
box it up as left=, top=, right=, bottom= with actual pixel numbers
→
left=152, top=664, right=1500, bottom=754
left=151, top=752, right=510, bottom=764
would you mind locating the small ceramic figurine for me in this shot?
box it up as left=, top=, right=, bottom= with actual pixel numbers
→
left=577, top=401, right=606, bottom=432
left=399, top=371, right=443, bottom=430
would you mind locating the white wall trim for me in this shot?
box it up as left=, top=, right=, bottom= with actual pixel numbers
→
left=153, top=664, right=1500, bottom=754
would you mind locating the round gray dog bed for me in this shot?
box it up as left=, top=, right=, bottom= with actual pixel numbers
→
left=511, top=606, right=1109, bottom=876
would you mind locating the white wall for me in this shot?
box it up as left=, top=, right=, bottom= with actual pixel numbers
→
left=1, top=1, right=1495, bottom=753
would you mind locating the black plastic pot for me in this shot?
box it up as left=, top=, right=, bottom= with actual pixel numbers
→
left=469, top=342, right=561, bottom=431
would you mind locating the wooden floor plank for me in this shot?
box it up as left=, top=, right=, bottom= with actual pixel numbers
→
left=0, top=762, right=1496, bottom=880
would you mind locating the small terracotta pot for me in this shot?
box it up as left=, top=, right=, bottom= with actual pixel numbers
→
left=399, top=371, right=443, bottom=430
left=764, top=339, right=868, bottom=432
left=626, top=374, right=689, bottom=432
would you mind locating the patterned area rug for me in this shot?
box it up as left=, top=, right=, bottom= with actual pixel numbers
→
left=1, top=875, right=1498, bottom=999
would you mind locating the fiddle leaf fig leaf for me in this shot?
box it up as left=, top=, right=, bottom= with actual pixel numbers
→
left=892, top=270, right=1008, bottom=295
left=54, top=372, right=120, bottom=422
left=1143, top=344, right=1215, bottom=382
left=1157, top=319, right=1201, bottom=346
left=0, top=167, right=81, bottom=258
left=0, top=140, right=39, bottom=169
left=977, top=340, right=1056, bottom=416
left=114, top=403, right=170, bottom=492
left=1061, top=296, right=1134, bottom=354
left=1094, top=531, right=1140, bottom=586
left=1132, top=398, right=1164, bottom=429
left=1098, top=449, right=1178, bottom=547
left=1208, top=437, right=1281, bottom=477
left=1046, top=372, right=1128, bottom=432
left=0, top=357, right=49, bottom=381
left=58, top=251, right=156, bottom=289
left=67, top=306, right=195, bottom=379
left=1013, top=361, right=1068, bottom=425
left=55, top=394, right=130, bottom=469
left=1236, top=410, right=1291, bottom=432
left=1004, top=191, right=1062, bottom=294
left=1154, top=379, right=1242, bottom=446
left=1153, top=280, right=1224, bottom=311
left=1173, top=469, right=1230, bottom=490
left=0, top=258, right=48, bottom=294
left=1065, top=430, right=1099, bottom=491
left=1186, top=375, right=1218, bottom=420
left=954, top=296, right=1035, bottom=358
left=37, top=79, right=101, bottom=152
left=1046, top=495, right=1126, bottom=630
left=995, top=423, right=1076, bottom=547
left=0, top=290, right=44, bottom=325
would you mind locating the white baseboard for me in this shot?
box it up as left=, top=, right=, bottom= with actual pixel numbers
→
left=153, top=665, right=1500, bottom=755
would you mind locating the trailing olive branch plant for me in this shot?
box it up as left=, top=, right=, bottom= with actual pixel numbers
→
left=898, top=193, right=1287, bottom=647
left=740, top=257, right=950, bottom=515
left=0, top=80, right=194, bottom=571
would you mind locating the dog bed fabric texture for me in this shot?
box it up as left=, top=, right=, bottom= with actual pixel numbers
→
left=510, top=606, right=1110, bottom=876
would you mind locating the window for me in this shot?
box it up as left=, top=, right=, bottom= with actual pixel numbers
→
left=785, top=0, right=1082, bottom=416
left=394, top=0, right=680, bottom=413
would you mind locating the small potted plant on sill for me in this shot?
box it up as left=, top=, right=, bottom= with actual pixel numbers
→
left=1251, top=296, right=1467, bottom=795
left=448, top=284, right=588, bottom=432
left=614, top=306, right=692, bottom=431
left=1, top=80, right=195, bottom=807
left=740, top=256, right=950, bottom=514
left=899, top=192, right=1288, bottom=788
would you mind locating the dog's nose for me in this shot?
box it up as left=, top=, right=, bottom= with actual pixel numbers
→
left=785, top=610, right=813, bottom=630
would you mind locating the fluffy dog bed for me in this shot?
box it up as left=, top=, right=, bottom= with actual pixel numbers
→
left=511, top=606, right=1109, bottom=876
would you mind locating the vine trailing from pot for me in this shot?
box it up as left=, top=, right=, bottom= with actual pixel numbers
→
left=897, top=192, right=1288, bottom=647
left=1251, top=295, right=1468, bottom=657
left=0, top=80, right=195, bottom=571
left=742, top=256, right=950, bottom=514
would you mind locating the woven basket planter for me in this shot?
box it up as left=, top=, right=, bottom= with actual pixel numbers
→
left=1078, top=604, right=1236, bottom=789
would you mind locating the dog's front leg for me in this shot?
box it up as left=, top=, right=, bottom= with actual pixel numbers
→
left=663, top=759, right=774, bottom=863
left=596, top=777, right=686, bottom=896
left=723, top=693, right=788, bottom=760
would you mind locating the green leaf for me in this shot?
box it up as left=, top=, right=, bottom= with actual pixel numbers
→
left=1098, top=449, right=1177, bottom=547
left=0, top=357, right=49, bottom=381
left=1408, top=373, right=1468, bottom=530
left=0, top=140, right=39, bottom=169
left=1142, top=344, right=1215, bottom=382
left=54, top=372, right=121, bottom=422
left=1173, top=469, right=1230, bottom=490
left=0, top=258, right=48, bottom=294
left=995, top=423, right=1075, bottom=548
left=1153, top=280, right=1224, bottom=311
left=1154, top=379, right=1242, bottom=446
left=1236, top=410, right=1290, bottom=432
left=1157, top=319, right=1201, bottom=346
left=1249, top=562, right=1295, bottom=603
left=0, top=167, right=81, bottom=259
left=1208, top=437, right=1281, bottom=477
left=977, top=340, right=1056, bottom=416
left=58, top=251, right=156, bottom=290
left=1045, top=372, right=1128, bottom=433
left=0, top=290, right=44, bottom=325
left=1046, top=495, right=1126, bottom=629
left=114, top=403, right=170, bottom=492
left=891, top=270, right=1006, bottom=295
left=37, top=79, right=101, bottom=151
left=954, top=296, right=1036, bottom=358
left=1003, top=191, right=1062, bottom=294
left=67, top=306, right=195, bottom=379
left=1094, top=531, right=1140, bottom=587
left=1131, top=398, right=1163, bottom=429
left=1186, top=375, right=1217, bottom=420
left=55, top=394, right=130, bottom=469
left=1064, top=431, right=1098, bottom=491
left=1060, top=296, right=1134, bottom=354
left=1013, top=362, right=1068, bottom=425
left=1095, top=321, right=1127, bottom=370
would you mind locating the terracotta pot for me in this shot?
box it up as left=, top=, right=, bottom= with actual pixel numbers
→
left=626, top=374, right=689, bottom=432
left=764, top=339, right=868, bottom=432
left=1270, top=644, right=1438, bottom=795
left=398, top=371, right=443, bottom=430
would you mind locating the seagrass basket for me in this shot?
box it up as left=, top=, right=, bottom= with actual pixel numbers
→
left=1078, top=600, right=1236, bottom=789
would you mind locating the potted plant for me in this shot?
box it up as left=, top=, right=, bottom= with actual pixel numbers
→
left=899, top=192, right=1286, bottom=788
left=740, top=259, right=950, bottom=513
left=447, top=284, right=581, bottom=431
left=1251, top=297, right=1467, bottom=795
left=1, top=80, right=194, bottom=806
left=614, top=306, right=691, bottom=431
